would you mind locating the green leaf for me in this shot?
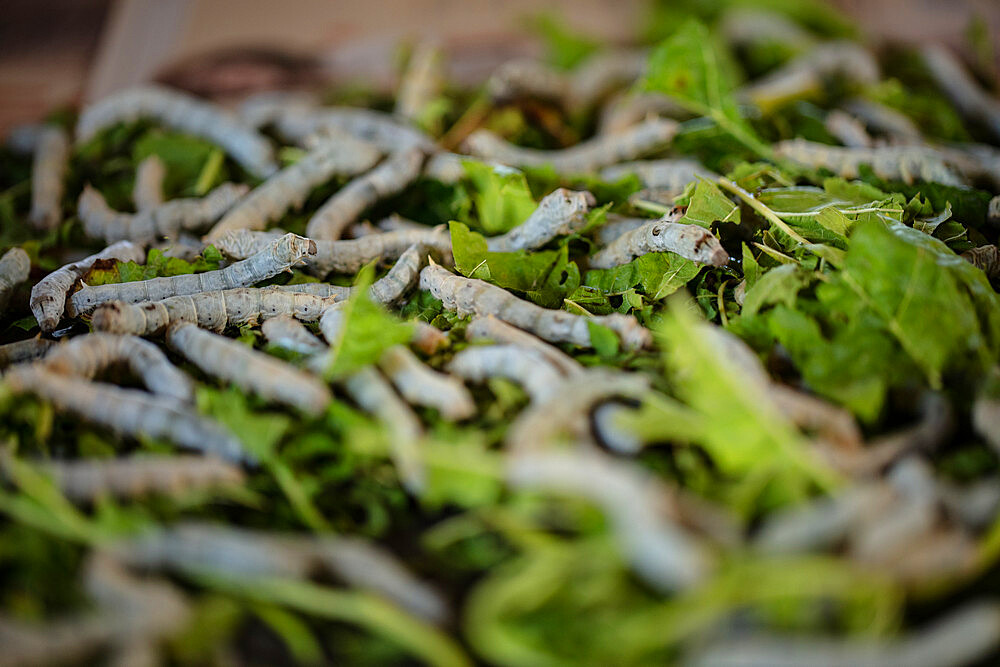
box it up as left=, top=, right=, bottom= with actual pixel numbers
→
left=584, top=252, right=700, bottom=299
left=84, top=246, right=224, bottom=286
left=586, top=321, right=620, bottom=358
left=461, top=161, right=537, bottom=234
left=642, top=20, right=773, bottom=160
left=196, top=387, right=290, bottom=462
left=324, top=270, right=414, bottom=379
left=740, top=263, right=810, bottom=317
left=679, top=178, right=740, bottom=228
left=133, top=130, right=228, bottom=196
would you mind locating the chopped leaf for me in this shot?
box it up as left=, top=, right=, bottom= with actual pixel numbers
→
left=461, top=161, right=538, bottom=234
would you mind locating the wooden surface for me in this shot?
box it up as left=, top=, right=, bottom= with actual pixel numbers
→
left=0, top=0, right=997, bottom=134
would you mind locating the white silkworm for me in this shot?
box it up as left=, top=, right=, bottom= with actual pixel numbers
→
left=39, top=455, right=244, bottom=502
left=774, top=138, right=964, bottom=186
left=485, top=188, right=593, bottom=252
left=378, top=345, right=475, bottom=420
left=39, top=332, right=194, bottom=403
left=465, top=315, right=583, bottom=376
left=396, top=42, right=445, bottom=122
left=3, top=365, right=249, bottom=463
left=719, top=8, right=816, bottom=50
left=274, top=105, right=435, bottom=152
left=939, top=477, right=1000, bottom=530
left=68, top=233, right=316, bottom=315
left=488, top=50, right=646, bottom=110
left=0, top=337, right=55, bottom=367
left=593, top=215, right=651, bottom=246
left=422, top=151, right=469, bottom=184
left=447, top=344, right=564, bottom=403
left=599, top=158, right=717, bottom=192
left=272, top=282, right=352, bottom=299
left=420, top=262, right=650, bottom=350
left=824, top=110, right=872, bottom=149
left=91, top=287, right=342, bottom=336
left=463, top=117, right=678, bottom=174
left=507, top=449, right=709, bottom=592
left=505, top=369, right=650, bottom=450
left=597, top=91, right=688, bottom=135
left=28, top=125, right=69, bottom=230
left=79, top=182, right=249, bottom=243
left=342, top=366, right=425, bottom=493
left=589, top=214, right=729, bottom=268
left=107, top=522, right=448, bottom=624
left=166, top=321, right=331, bottom=415
left=922, top=45, right=1000, bottom=143
left=368, top=243, right=427, bottom=305
left=213, top=225, right=451, bottom=276
left=973, top=392, right=1000, bottom=456
left=962, top=245, right=999, bottom=280
left=236, top=90, right=319, bottom=129
left=0, top=247, right=30, bottom=315
left=132, top=155, right=166, bottom=211
left=684, top=601, right=1000, bottom=667
left=843, top=97, right=922, bottom=141
left=306, top=147, right=426, bottom=241
left=410, top=321, right=448, bottom=355
left=261, top=314, right=327, bottom=355
left=76, top=84, right=279, bottom=178
left=30, top=240, right=145, bottom=332
left=377, top=214, right=433, bottom=233
left=990, top=195, right=1000, bottom=226
left=739, top=42, right=879, bottom=110
left=591, top=402, right=643, bottom=454
left=203, top=136, right=381, bottom=241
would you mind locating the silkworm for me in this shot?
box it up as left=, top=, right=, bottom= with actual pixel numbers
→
left=90, top=287, right=342, bottom=336
left=485, top=188, right=593, bottom=252
left=952, top=143, right=1000, bottom=190
left=463, top=116, right=679, bottom=174
left=921, top=45, right=1000, bottom=143
left=272, top=282, right=352, bottom=299
left=30, top=240, right=146, bottom=332
left=599, top=158, right=716, bottom=192
left=488, top=50, right=646, bottom=110
left=938, top=477, right=1000, bottom=530
left=842, top=97, right=922, bottom=142
left=592, top=215, right=651, bottom=246
left=962, top=245, right=999, bottom=279
left=69, top=233, right=316, bottom=315
left=739, top=42, right=879, bottom=111
left=203, top=136, right=381, bottom=241
left=0, top=612, right=121, bottom=667
left=236, top=90, right=319, bottom=129
left=465, top=314, right=583, bottom=376
left=990, top=195, right=1000, bottom=226
left=0, top=337, right=56, bottom=367
left=507, top=449, right=709, bottom=592
left=37, top=455, right=244, bottom=502
left=261, top=314, right=327, bottom=355
left=589, top=214, right=729, bottom=268
left=376, top=213, right=434, bottom=233
left=28, top=125, right=69, bottom=230
left=5, top=122, right=42, bottom=154
left=591, top=402, right=642, bottom=454
left=597, top=91, right=689, bottom=135
left=410, top=321, right=448, bottom=355
left=76, top=84, right=279, bottom=178
left=3, top=365, right=249, bottom=463
left=420, top=262, right=651, bottom=350
left=107, top=522, right=448, bottom=624
left=719, top=7, right=816, bottom=50
left=39, top=332, right=194, bottom=402
left=274, top=105, right=435, bottom=152
left=342, top=366, right=425, bottom=493
left=378, top=345, right=475, bottom=420
left=368, top=243, right=427, bottom=305
left=166, top=321, right=331, bottom=415
left=132, top=155, right=166, bottom=211
left=422, top=151, right=469, bottom=184
left=505, top=369, right=650, bottom=450
left=0, top=247, right=30, bottom=314
left=684, top=601, right=1000, bottom=667
left=773, top=138, right=964, bottom=186
left=213, top=225, right=451, bottom=276
left=396, top=42, right=445, bottom=122
left=824, top=110, right=872, bottom=149
left=446, top=344, right=564, bottom=403
left=306, top=147, right=426, bottom=241
left=973, top=392, right=1000, bottom=456
left=79, top=182, right=250, bottom=243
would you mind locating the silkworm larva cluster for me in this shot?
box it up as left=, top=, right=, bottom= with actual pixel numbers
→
left=68, top=232, right=316, bottom=315
left=79, top=181, right=250, bottom=243
left=419, top=262, right=651, bottom=350
left=76, top=84, right=279, bottom=177
left=464, top=116, right=679, bottom=174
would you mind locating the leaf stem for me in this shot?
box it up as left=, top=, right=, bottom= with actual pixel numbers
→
left=717, top=177, right=809, bottom=245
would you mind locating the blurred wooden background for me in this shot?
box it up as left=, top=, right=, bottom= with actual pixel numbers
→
left=0, top=0, right=997, bottom=134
